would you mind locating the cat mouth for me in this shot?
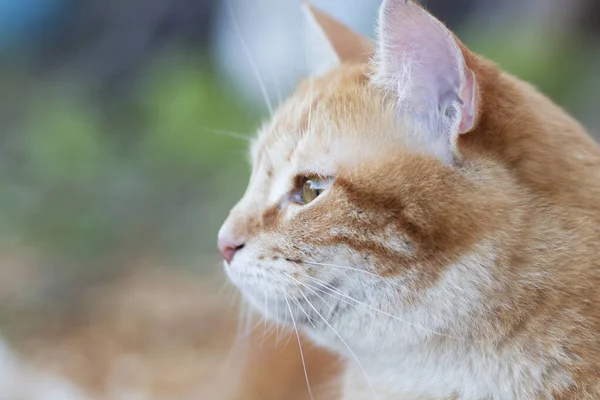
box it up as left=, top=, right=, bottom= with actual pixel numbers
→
left=238, top=275, right=346, bottom=329
left=225, top=255, right=351, bottom=327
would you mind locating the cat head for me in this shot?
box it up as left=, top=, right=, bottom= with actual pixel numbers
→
left=218, top=0, right=592, bottom=348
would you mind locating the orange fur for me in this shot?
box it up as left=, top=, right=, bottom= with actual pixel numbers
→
left=219, top=2, right=600, bottom=399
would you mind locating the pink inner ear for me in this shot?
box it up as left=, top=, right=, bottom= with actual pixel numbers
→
left=374, top=0, right=478, bottom=158
left=458, top=68, right=478, bottom=133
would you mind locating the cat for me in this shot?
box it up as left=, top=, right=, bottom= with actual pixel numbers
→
left=218, top=0, right=600, bottom=398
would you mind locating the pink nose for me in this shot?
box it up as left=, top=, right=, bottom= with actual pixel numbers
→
left=218, top=234, right=245, bottom=264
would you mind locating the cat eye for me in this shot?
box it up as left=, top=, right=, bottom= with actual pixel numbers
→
left=291, top=175, right=333, bottom=205
left=292, top=176, right=333, bottom=205
left=302, top=180, right=324, bottom=204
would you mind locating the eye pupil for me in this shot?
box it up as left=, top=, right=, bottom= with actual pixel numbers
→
left=302, top=180, right=320, bottom=204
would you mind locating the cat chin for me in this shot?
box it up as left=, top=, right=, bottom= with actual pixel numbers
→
left=243, top=294, right=289, bottom=322
left=240, top=286, right=348, bottom=336
left=232, top=282, right=302, bottom=324
left=244, top=293, right=317, bottom=326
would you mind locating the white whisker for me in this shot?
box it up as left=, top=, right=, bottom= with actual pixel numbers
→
left=280, top=300, right=294, bottom=349
left=259, top=323, right=278, bottom=348
left=284, top=294, right=315, bottom=400
left=227, top=1, right=274, bottom=115
left=293, top=272, right=376, bottom=317
left=264, top=292, right=269, bottom=330
left=289, top=295, right=317, bottom=329
left=275, top=295, right=281, bottom=344
left=260, top=291, right=269, bottom=347
left=237, top=300, right=248, bottom=336
left=203, top=127, right=252, bottom=142
left=298, top=291, right=380, bottom=400
left=220, top=297, right=252, bottom=377
left=299, top=260, right=386, bottom=280
left=246, top=317, right=264, bottom=337
left=293, top=270, right=471, bottom=342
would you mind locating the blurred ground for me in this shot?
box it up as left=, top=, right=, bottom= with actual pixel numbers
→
left=2, top=255, right=236, bottom=399
left=0, top=0, right=599, bottom=398
left=1, top=255, right=340, bottom=400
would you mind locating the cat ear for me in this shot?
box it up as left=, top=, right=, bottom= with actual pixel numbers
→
left=302, top=2, right=375, bottom=77
left=374, top=0, right=479, bottom=163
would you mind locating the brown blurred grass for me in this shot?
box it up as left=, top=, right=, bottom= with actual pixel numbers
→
left=1, top=254, right=340, bottom=400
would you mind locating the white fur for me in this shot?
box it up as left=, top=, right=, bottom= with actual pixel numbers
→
left=321, top=243, right=573, bottom=400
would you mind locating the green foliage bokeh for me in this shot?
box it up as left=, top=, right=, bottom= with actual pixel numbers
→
left=0, top=55, right=257, bottom=268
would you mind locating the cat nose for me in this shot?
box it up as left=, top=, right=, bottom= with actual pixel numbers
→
left=218, top=230, right=246, bottom=264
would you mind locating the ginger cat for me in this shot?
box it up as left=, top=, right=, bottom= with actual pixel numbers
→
left=219, top=1, right=600, bottom=398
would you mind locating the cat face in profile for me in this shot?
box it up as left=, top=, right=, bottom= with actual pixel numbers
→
left=219, top=0, right=495, bottom=341
left=219, top=1, right=600, bottom=398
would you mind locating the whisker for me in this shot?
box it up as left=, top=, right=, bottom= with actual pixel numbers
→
left=245, top=316, right=265, bottom=337
left=203, top=127, right=252, bottom=142
left=229, top=288, right=243, bottom=310
left=280, top=300, right=294, bottom=349
left=298, top=291, right=380, bottom=400
left=275, top=296, right=281, bottom=345
left=261, top=291, right=269, bottom=347
left=281, top=323, right=294, bottom=349
left=289, top=295, right=317, bottom=329
left=280, top=271, right=337, bottom=310
left=301, top=273, right=357, bottom=298
left=299, top=259, right=470, bottom=300
left=219, top=298, right=252, bottom=377
left=296, top=260, right=387, bottom=280
left=227, top=0, right=274, bottom=115
left=259, top=323, right=278, bottom=348
left=216, top=278, right=232, bottom=300
left=238, top=305, right=266, bottom=339
left=293, top=272, right=376, bottom=317
left=209, top=260, right=225, bottom=271
left=264, top=292, right=269, bottom=330
left=284, top=294, right=315, bottom=400
left=236, top=299, right=248, bottom=336
left=293, top=271, right=471, bottom=342
left=283, top=273, right=380, bottom=335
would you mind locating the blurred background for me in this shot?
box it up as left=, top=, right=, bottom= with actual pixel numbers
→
left=0, top=0, right=599, bottom=399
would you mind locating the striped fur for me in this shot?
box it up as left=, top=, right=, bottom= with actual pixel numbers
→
left=219, top=2, right=600, bottom=399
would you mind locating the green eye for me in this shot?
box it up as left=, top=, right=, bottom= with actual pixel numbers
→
left=302, top=180, right=323, bottom=204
